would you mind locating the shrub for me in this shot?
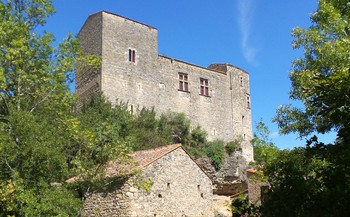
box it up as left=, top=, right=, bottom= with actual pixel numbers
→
left=203, top=140, right=226, bottom=171
left=189, top=126, right=207, bottom=146
left=225, top=140, right=240, bottom=155
left=231, top=195, right=261, bottom=217
left=161, top=112, right=191, bottom=144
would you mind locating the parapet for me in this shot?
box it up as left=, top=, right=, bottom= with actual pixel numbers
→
left=208, top=63, right=249, bottom=75
left=208, top=64, right=229, bottom=73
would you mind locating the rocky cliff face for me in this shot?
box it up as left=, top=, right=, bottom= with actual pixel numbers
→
left=196, top=150, right=249, bottom=195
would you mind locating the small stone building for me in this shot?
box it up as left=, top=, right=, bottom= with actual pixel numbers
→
left=81, top=144, right=214, bottom=217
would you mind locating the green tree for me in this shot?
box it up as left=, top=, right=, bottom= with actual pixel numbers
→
left=266, top=1, right=350, bottom=216
left=252, top=120, right=280, bottom=166
left=129, top=108, right=173, bottom=150
left=0, top=0, right=100, bottom=215
left=263, top=138, right=350, bottom=216
left=158, top=111, right=207, bottom=147
left=77, top=93, right=133, bottom=171
left=273, top=0, right=350, bottom=139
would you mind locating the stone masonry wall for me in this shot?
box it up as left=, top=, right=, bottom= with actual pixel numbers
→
left=76, top=12, right=103, bottom=106
left=77, top=11, right=254, bottom=165
left=81, top=148, right=213, bottom=217
left=81, top=183, right=130, bottom=216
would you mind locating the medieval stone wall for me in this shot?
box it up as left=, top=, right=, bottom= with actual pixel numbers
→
left=77, top=11, right=254, bottom=163
left=76, top=12, right=103, bottom=105
left=81, top=148, right=213, bottom=217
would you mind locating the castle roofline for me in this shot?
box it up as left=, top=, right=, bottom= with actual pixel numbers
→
left=208, top=63, right=249, bottom=75
left=159, top=55, right=227, bottom=75
left=159, top=55, right=248, bottom=75
left=78, top=11, right=157, bottom=36
left=93, top=10, right=157, bottom=29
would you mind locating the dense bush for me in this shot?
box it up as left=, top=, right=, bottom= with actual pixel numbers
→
left=203, top=140, right=226, bottom=170
left=232, top=195, right=261, bottom=217
left=80, top=93, right=232, bottom=171
left=225, top=139, right=240, bottom=155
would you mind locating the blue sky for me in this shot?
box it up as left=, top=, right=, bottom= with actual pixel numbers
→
left=45, top=0, right=336, bottom=149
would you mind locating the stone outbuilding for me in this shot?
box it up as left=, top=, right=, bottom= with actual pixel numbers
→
left=80, top=144, right=214, bottom=217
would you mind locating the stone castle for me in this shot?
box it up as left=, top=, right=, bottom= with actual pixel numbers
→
left=77, top=11, right=253, bottom=164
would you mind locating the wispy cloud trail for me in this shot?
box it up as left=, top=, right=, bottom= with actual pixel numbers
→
left=237, top=0, right=257, bottom=65
left=270, top=131, right=280, bottom=139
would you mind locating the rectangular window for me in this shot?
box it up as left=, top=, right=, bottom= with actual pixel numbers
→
left=128, top=49, right=136, bottom=62
left=179, top=73, right=189, bottom=92
left=200, top=78, right=209, bottom=96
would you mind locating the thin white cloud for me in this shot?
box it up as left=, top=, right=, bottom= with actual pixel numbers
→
left=237, top=0, right=257, bottom=65
left=270, top=131, right=280, bottom=139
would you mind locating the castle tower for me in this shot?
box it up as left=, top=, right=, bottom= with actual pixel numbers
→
left=77, top=11, right=253, bottom=165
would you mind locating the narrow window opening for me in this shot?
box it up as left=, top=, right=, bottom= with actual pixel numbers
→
left=247, top=96, right=250, bottom=109
left=197, top=185, right=201, bottom=190
left=130, top=105, right=134, bottom=115
left=158, top=194, right=162, bottom=198
left=242, top=115, right=245, bottom=126
left=200, top=78, right=209, bottom=96
left=201, top=193, right=204, bottom=198
left=240, top=77, right=243, bottom=86
left=128, top=49, right=132, bottom=61
left=128, top=49, right=136, bottom=62
left=167, top=183, right=170, bottom=189
left=132, top=50, right=136, bottom=62
left=138, top=83, right=142, bottom=90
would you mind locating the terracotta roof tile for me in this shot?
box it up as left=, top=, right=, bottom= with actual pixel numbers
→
left=67, top=144, right=215, bottom=184
left=132, top=144, right=181, bottom=168
left=98, top=144, right=182, bottom=178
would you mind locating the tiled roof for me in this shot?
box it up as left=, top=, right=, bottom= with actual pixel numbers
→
left=104, top=144, right=182, bottom=177
left=132, top=144, right=182, bottom=169
left=67, top=144, right=182, bottom=182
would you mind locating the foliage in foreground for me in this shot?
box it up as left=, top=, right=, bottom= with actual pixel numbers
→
left=0, top=0, right=87, bottom=215
left=262, top=137, right=350, bottom=216
left=265, top=0, right=350, bottom=216
left=0, top=0, right=110, bottom=215
left=274, top=0, right=350, bottom=138
left=234, top=1, right=350, bottom=214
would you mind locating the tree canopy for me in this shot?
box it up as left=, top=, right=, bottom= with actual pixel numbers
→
left=251, top=120, right=280, bottom=167
left=274, top=0, right=350, bottom=140
left=264, top=1, right=350, bottom=216
left=0, top=0, right=101, bottom=215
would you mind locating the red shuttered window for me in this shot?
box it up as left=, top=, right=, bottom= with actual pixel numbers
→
left=179, top=73, right=189, bottom=92
left=200, top=78, right=209, bottom=96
